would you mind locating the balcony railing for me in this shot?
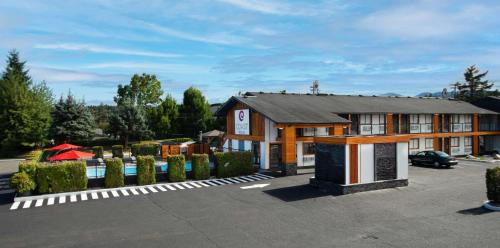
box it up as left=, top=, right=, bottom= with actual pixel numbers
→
left=451, top=123, right=472, bottom=132
left=302, top=154, right=315, bottom=166
left=409, top=123, right=432, bottom=133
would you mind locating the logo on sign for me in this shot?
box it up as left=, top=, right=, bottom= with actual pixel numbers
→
left=239, top=110, right=244, bottom=121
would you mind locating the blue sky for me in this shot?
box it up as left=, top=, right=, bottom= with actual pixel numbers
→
left=1, top=0, right=499, bottom=105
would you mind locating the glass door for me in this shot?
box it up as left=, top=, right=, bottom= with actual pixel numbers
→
left=269, top=144, right=282, bottom=169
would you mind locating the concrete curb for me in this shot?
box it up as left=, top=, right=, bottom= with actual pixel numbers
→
left=456, top=158, right=500, bottom=163
left=483, top=201, right=500, bottom=211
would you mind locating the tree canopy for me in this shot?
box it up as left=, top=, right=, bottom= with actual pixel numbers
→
left=149, top=94, right=179, bottom=139
left=0, top=50, right=53, bottom=152
left=49, top=93, right=95, bottom=143
left=114, top=73, right=163, bottom=106
left=180, top=87, right=214, bottom=138
left=108, top=98, right=151, bottom=148
left=456, top=65, right=494, bottom=101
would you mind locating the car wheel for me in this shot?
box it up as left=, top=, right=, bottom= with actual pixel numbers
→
left=433, top=161, right=440, bottom=168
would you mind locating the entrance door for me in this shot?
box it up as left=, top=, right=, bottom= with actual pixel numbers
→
left=269, top=144, right=282, bottom=169
left=252, top=141, right=260, bottom=165
left=443, top=137, right=450, bottom=154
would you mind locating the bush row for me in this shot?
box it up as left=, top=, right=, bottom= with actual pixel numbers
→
left=486, top=167, right=500, bottom=203
left=25, top=150, right=43, bottom=162
left=161, top=137, right=193, bottom=143
left=36, top=161, right=87, bottom=193
left=105, top=158, right=124, bottom=188
left=131, top=143, right=160, bottom=157
left=167, top=155, right=186, bottom=182
left=192, top=154, right=210, bottom=180
left=214, top=151, right=254, bottom=178
left=137, top=155, right=156, bottom=185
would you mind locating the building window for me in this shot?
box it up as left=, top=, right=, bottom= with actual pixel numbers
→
left=228, top=139, right=232, bottom=151
left=410, top=114, right=419, bottom=124
left=425, top=138, right=434, bottom=149
left=303, top=143, right=315, bottom=155
left=464, top=136, right=472, bottom=146
left=450, top=137, right=459, bottom=147
left=359, top=114, right=386, bottom=135
left=238, top=140, right=245, bottom=151
left=409, top=139, right=419, bottom=149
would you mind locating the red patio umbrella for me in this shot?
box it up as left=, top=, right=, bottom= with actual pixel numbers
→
left=48, top=150, right=95, bottom=161
left=48, top=143, right=82, bottom=151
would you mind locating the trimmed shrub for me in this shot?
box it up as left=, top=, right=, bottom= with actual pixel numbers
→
left=112, top=145, right=124, bottom=158
left=10, top=172, right=36, bottom=193
left=104, top=158, right=124, bottom=188
left=18, top=161, right=37, bottom=180
left=486, top=167, right=500, bottom=203
left=137, top=155, right=156, bottom=185
left=25, top=150, right=43, bottom=162
left=168, top=155, right=186, bottom=182
left=192, top=154, right=209, bottom=180
left=214, top=151, right=253, bottom=178
left=92, top=146, right=104, bottom=159
left=161, top=137, right=192, bottom=143
left=36, top=161, right=87, bottom=193
left=131, top=143, right=160, bottom=157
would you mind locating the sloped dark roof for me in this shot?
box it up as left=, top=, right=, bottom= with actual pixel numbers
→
left=216, top=92, right=498, bottom=124
left=472, top=96, right=500, bottom=113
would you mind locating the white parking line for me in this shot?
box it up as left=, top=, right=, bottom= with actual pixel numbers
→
left=173, top=183, right=185, bottom=189
left=139, top=187, right=149, bottom=194
left=163, top=184, right=176, bottom=190
left=246, top=175, right=263, bottom=181
left=181, top=183, right=194, bottom=189
left=59, top=196, right=66, bottom=204
left=225, top=178, right=242, bottom=183
left=91, top=192, right=99, bottom=199
left=70, top=194, right=77, bottom=202
left=147, top=186, right=158, bottom=193
left=197, top=181, right=211, bottom=187
left=101, top=191, right=109, bottom=198
left=156, top=185, right=167, bottom=192
left=211, top=179, right=226, bottom=185
left=130, top=188, right=139, bottom=195
left=120, top=189, right=130, bottom=196
left=35, top=199, right=43, bottom=207
left=23, top=200, right=32, bottom=208
left=203, top=180, right=219, bottom=186
left=111, top=190, right=119, bottom=197
left=218, top=179, right=233, bottom=184
left=10, top=202, right=20, bottom=210
left=188, top=182, right=203, bottom=188
left=47, top=197, right=54, bottom=205
left=81, top=193, right=88, bottom=201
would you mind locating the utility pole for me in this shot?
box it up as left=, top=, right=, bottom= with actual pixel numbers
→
left=310, top=80, right=319, bottom=95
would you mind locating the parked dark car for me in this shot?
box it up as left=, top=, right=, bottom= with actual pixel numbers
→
left=409, top=151, right=458, bottom=168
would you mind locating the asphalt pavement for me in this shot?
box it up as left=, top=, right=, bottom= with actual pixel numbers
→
left=0, top=160, right=499, bottom=248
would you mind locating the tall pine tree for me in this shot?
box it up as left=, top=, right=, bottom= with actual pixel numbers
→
left=50, top=93, right=94, bottom=143
left=456, top=65, right=494, bottom=101
left=0, top=50, right=52, bottom=152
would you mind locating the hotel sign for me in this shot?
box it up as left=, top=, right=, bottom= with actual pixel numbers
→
left=235, top=109, right=250, bottom=135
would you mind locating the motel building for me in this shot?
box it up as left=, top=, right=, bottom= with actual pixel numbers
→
left=216, top=92, right=500, bottom=193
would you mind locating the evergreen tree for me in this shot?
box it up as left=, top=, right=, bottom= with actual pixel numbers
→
left=456, top=65, right=494, bottom=101
left=108, top=98, right=151, bottom=148
left=180, top=87, right=214, bottom=138
left=50, top=93, right=94, bottom=143
left=0, top=50, right=52, bottom=152
left=149, top=94, right=179, bottom=139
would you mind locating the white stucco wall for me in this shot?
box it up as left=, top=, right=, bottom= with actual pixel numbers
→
left=397, top=142, right=409, bottom=180
left=296, top=141, right=303, bottom=167
left=244, top=140, right=252, bottom=151
left=359, top=144, right=375, bottom=184
left=260, top=141, right=267, bottom=169
left=344, top=145, right=350, bottom=185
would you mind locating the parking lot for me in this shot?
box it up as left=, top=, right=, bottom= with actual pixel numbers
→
left=0, top=160, right=499, bottom=248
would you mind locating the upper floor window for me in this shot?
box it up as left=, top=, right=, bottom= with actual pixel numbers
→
left=410, top=114, right=432, bottom=133
left=359, top=114, right=386, bottom=135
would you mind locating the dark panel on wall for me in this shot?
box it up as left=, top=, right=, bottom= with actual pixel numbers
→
left=374, top=143, right=397, bottom=181
left=315, top=143, right=345, bottom=184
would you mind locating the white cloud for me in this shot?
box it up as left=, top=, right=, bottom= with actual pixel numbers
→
left=85, top=62, right=211, bottom=73
left=216, top=0, right=322, bottom=16
left=29, top=66, right=125, bottom=82
left=358, top=3, right=494, bottom=39
left=34, top=43, right=182, bottom=58
left=143, top=22, right=249, bottom=46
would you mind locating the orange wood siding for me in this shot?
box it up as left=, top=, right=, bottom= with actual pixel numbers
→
left=169, top=145, right=180, bottom=155
left=433, top=137, right=439, bottom=151
left=281, top=126, right=296, bottom=164
left=161, top=145, right=169, bottom=160
left=329, top=124, right=345, bottom=136
left=225, top=101, right=265, bottom=140
left=433, top=114, right=439, bottom=133
left=473, top=113, right=479, bottom=155
left=386, top=113, right=393, bottom=135
left=349, top=144, right=359, bottom=184
left=315, top=135, right=410, bottom=144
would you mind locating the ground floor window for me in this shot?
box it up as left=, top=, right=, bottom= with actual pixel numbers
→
left=409, top=139, right=419, bottom=149
left=425, top=138, right=434, bottom=149
left=303, top=143, right=315, bottom=155
left=450, top=137, right=459, bottom=147
left=464, top=136, right=472, bottom=147
left=238, top=140, right=244, bottom=151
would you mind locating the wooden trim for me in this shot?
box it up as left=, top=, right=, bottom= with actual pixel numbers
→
left=349, top=144, right=359, bottom=184
left=386, top=113, right=393, bottom=135
left=274, top=123, right=342, bottom=128
left=296, top=136, right=315, bottom=142
left=314, top=135, right=410, bottom=145
left=433, top=137, right=439, bottom=151
left=433, top=114, right=439, bottom=133
left=226, top=134, right=264, bottom=141
left=473, top=135, right=479, bottom=155
left=281, top=126, right=296, bottom=164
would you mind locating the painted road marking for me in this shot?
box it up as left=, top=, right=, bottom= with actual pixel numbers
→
left=9, top=173, right=275, bottom=211
left=23, top=200, right=32, bottom=209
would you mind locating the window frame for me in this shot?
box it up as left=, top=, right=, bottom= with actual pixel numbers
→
left=425, top=138, right=434, bottom=149
left=409, top=138, right=419, bottom=149
left=450, top=137, right=460, bottom=147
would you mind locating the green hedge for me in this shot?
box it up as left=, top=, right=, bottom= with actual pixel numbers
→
left=18, top=161, right=37, bottom=181
left=131, top=143, right=160, bottom=157
left=486, top=167, right=500, bottom=203
left=104, top=158, right=124, bottom=188
left=112, top=145, right=124, bottom=158
left=92, top=146, right=104, bottom=159
left=161, top=138, right=192, bottom=143
left=192, top=154, right=209, bottom=180
left=25, top=150, right=43, bottom=162
left=36, top=161, right=87, bottom=193
left=214, top=151, right=254, bottom=178
left=10, top=172, right=36, bottom=193
left=168, top=155, right=186, bottom=182
left=137, top=155, right=156, bottom=185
